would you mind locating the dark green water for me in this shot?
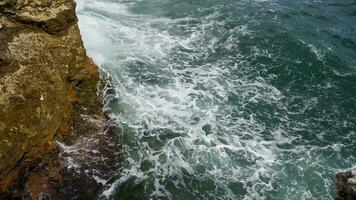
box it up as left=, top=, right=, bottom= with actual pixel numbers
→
left=76, top=0, right=356, bottom=199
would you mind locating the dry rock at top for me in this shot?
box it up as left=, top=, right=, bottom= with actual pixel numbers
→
left=1, top=0, right=76, bottom=35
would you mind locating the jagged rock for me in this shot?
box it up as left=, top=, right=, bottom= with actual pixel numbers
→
left=0, top=0, right=119, bottom=199
left=335, top=167, right=356, bottom=200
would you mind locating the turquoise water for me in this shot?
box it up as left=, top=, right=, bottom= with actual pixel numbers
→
left=76, top=0, right=356, bottom=199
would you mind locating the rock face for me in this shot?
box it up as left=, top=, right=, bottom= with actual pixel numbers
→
left=0, top=0, right=119, bottom=199
left=335, top=167, right=356, bottom=200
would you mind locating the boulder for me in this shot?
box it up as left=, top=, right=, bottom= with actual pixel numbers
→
left=335, top=167, right=356, bottom=200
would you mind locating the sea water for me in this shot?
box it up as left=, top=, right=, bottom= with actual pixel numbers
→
left=76, top=0, right=356, bottom=199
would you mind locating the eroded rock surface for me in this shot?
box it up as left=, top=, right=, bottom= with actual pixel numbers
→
left=0, top=0, right=119, bottom=199
left=335, top=167, right=356, bottom=200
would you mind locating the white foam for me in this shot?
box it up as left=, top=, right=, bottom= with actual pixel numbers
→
left=76, top=0, right=329, bottom=199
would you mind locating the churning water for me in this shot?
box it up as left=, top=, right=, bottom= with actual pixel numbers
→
left=76, top=0, right=356, bottom=199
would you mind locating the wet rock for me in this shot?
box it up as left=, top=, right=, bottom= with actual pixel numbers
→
left=335, top=167, right=356, bottom=200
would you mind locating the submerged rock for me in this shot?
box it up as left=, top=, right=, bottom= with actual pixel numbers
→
left=335, top=167, right=356, bottom=200
left=0, top=0, right=119, bottom=199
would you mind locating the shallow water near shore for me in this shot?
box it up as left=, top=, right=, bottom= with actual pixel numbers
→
left=76, top=0, right=356, bottom=199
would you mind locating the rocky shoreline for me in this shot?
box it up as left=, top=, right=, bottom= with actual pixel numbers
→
left=0, top=0, right=119, bottom=199
left=0, top=0, right=355, bottom=199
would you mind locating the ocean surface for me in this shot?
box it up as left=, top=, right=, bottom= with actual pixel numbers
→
left=76, top=0, right=356, bottom=199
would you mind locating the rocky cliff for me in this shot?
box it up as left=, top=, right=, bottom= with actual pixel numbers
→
left=0, top=0, right=119, bottom=199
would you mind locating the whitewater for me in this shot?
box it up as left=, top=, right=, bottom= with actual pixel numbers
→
left=76, top=0, right=356, bottom=199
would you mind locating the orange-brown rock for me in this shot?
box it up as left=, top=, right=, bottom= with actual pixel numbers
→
left=0, top=0, right=119, bottom=199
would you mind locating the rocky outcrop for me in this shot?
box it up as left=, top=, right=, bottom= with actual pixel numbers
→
left=335, top=167, right=356, bottom=200
left=0, top=0, right=119, bottom=199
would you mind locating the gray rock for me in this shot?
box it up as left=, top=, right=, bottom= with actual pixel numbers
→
left=335, top=167, right=356, bottom=200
